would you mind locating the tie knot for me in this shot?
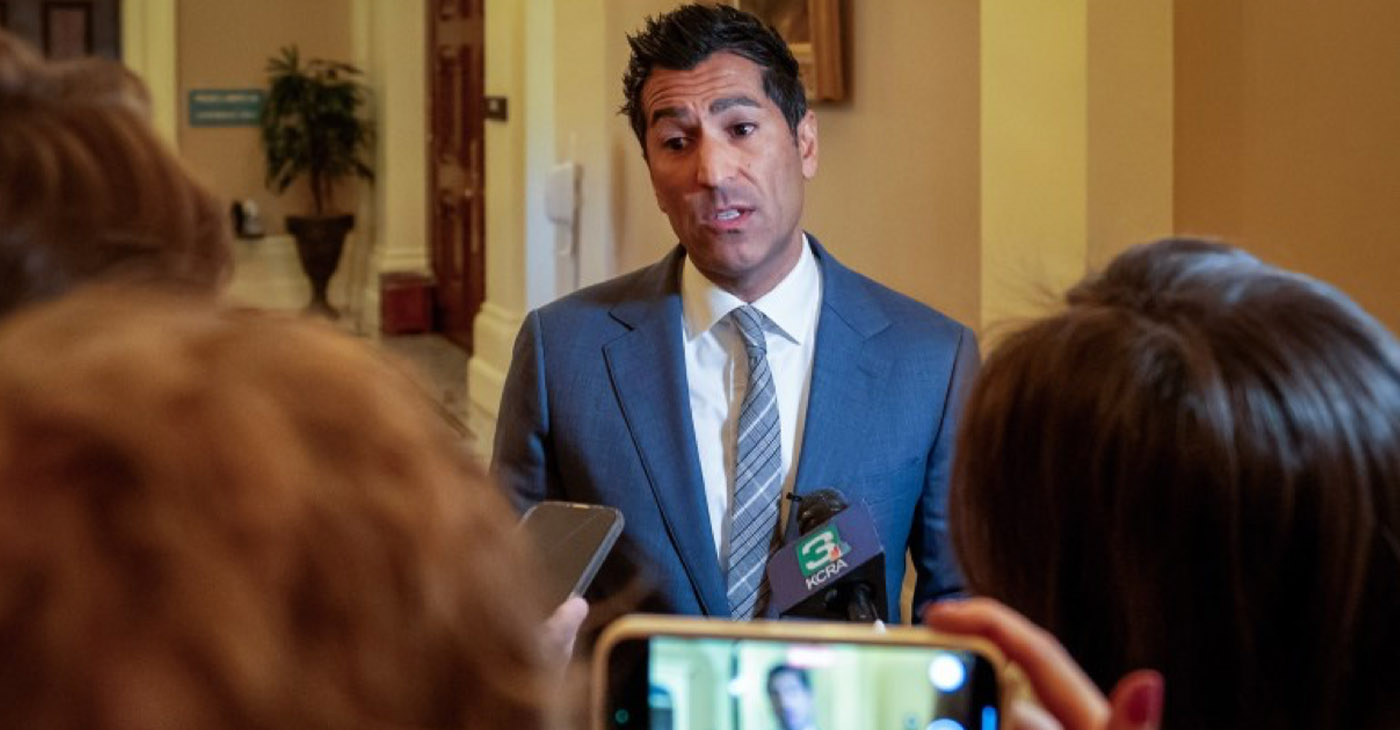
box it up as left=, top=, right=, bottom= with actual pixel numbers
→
left=728, top=305, right=767, bottom=356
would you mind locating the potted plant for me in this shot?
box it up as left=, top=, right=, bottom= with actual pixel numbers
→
left=260, top=45, right=373, bottom=317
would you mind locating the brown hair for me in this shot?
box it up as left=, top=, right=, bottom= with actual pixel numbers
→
left=951, top=239, right=1400, bottom=728
left=0, top=31, right=230, bottom=318
left=0, top=287, right=561, bottom=730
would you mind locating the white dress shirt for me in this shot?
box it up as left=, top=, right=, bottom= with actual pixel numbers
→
left=681, top=237, right=823, bottom=564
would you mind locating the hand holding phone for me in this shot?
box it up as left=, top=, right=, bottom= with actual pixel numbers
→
left=925, top=598, right=1165, bottom=730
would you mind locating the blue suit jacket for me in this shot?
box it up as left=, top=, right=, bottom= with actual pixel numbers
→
left=492, top=239, right=978, bottom=621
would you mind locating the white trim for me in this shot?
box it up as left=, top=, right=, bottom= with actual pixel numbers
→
left=466, top=301, right=525, bottom=449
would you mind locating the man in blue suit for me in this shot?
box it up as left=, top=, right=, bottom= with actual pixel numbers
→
left=493, top=4, right=977, bottom=622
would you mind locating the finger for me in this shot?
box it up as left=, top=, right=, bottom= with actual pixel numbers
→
left=1104, top=669, right=1164, bottom=730
left=1006, top=700, right=1064, bottom=730
left=553, top=594, right=589, bottom=628
left=925, top=598, right=1107, bottom=730
left=541, top=595, right=589, bottom=662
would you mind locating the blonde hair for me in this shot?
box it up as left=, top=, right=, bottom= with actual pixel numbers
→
left=0, top=31, right=230, bottom=318
left=0, top=287, right=561, bottom=730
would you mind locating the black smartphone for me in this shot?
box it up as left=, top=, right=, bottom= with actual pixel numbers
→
left=593, top=616, right=1006, bottom=730
left=518, top=501, right=625, bottom=606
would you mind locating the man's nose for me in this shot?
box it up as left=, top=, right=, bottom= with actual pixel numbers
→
left=694, top=136, right=738, bottom=188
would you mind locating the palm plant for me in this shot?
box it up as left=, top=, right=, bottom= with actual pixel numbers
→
left=260, top=45, right=373, bottom=216
left=259, top=45, right=373, bottom=317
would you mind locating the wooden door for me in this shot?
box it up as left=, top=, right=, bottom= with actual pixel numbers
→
left=428, top=0, right=485, bottom=352
left=0, top=0, right=120, bottom=60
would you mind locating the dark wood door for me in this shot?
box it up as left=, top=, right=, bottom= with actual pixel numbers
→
left=428, top=0, right=485, bottom=353
left=0, top=0, right=120, bottom=60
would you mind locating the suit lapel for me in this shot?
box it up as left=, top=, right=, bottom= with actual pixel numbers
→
left=603, top=248, right=728, bottom=615
left=791, top=241, right=892, bottom=524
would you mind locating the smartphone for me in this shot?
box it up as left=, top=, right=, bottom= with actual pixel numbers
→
left=593, top=615, right=1006, bottom=730
left=518, top=501, right=625, bottom=606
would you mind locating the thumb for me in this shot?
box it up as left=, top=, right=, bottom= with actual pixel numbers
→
left=1104, top=670, right=1164, bottom=730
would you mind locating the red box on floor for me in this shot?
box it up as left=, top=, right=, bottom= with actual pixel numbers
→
left=380, top=272, right=435, bottom=335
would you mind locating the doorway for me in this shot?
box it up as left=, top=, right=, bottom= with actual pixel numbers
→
left=427, top=0, right=486, bottom=353
left=0, top=0, right=120, bottom=59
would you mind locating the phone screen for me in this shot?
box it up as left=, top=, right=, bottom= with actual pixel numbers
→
left=605, top=634, right=1000, bottom=730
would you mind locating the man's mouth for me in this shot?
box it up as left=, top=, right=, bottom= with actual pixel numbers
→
left=708, top=207, right=752, bottom=228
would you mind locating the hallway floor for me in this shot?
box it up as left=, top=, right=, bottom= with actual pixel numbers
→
left=227, top=235, right=478, bottom=457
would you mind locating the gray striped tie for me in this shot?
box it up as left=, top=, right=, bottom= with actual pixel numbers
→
left=725, top=305, right=782, bottom=619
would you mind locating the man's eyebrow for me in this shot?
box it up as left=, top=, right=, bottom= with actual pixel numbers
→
left=711, top=95, right=760, bottom=114
left=649, top=96, right=762, bottom=127
left=649, top=106, right=692, bottom=127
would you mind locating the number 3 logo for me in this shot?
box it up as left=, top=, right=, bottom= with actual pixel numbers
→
left=801, top=531, right=837, bottom=572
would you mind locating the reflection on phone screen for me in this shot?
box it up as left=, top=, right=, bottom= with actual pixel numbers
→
left=613, top=636, right=998, bottom=730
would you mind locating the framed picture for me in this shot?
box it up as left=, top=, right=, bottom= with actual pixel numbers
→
left=43, top=2, right=93, bottom=60
left=734, top=0, right=845, bottom=101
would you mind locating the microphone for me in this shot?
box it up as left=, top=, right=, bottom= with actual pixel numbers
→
left=765, top=488, right=888, bottom=623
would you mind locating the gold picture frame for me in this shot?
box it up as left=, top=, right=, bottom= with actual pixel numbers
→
left=733, top=0, right=845, bottom=102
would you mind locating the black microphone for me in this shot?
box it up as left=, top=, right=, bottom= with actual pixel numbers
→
left=765, top=487, right=888, bottom=623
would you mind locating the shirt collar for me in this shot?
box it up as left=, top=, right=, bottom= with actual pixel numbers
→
left=681, top=234, right=822, bottom=344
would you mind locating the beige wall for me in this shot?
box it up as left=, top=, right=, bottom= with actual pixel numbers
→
left=554, top=0, right=614, bottom=289
left=980, top=0, right=1088, bottom=332
left=472, top=0, right=1400, bottom=436
left=1087, top=0, right=1174, bottom=268
left=176, top=0, right=354, bottom=231
left=806, top=0, right=981, bottom=331
left=121, top=0, right=178, bottom=145
left=1175, top=0, right=1400, bottom=333
left=481, top=0, right=528, bottom=315
left=608, top=0, right=683, bottom=276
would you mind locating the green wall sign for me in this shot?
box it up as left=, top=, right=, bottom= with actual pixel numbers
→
left=188, top=89, right=265, bottom=127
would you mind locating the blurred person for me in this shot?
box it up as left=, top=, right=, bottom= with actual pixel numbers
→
left=766, top=664, right=820, bottom=730
left=0, top=286, right=570, bottom=730
left=0, top=30, right=230, bottom=319
left=935, top=238, right=1400, bottom=729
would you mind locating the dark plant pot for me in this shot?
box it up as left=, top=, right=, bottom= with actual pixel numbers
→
left=286, top=213, right=354, bottom=318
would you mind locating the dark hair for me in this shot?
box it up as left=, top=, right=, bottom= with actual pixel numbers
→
left=0, top=30, right=230, bottom=319
left=766, top=663, right=811, bottom=692
left=951, top=238, right=1400, bottom=729
left=620, top=3, right=807, bottom=151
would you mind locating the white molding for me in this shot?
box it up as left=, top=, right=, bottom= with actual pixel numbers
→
left=377, top=248, right=432, bottom=275
left=466, top=301, right=524, bottom=446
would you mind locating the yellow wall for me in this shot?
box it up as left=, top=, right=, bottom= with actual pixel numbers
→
left=553, top=0, right=613, bottom=288
left=120, top=0, right=178, bottom=145
left=483, top=0, right=528, bottom=314
left=609, top=0, right=683, bottom=276
left=470, top=0, right=1400, bottom=436
left=980, top=0, right=1088, bottom=332
left=1087, top=0, right=1174, bottom=268
left=805, top=0, right=981, bottom=331
left=1175, top=0, right=1400, bottom=333
left=980, top=1, right=1173, bottom=339
left=176, top=0, right=354, bottom=231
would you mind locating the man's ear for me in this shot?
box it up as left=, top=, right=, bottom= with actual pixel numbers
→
left=798, top=110, right=818, bottom=179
